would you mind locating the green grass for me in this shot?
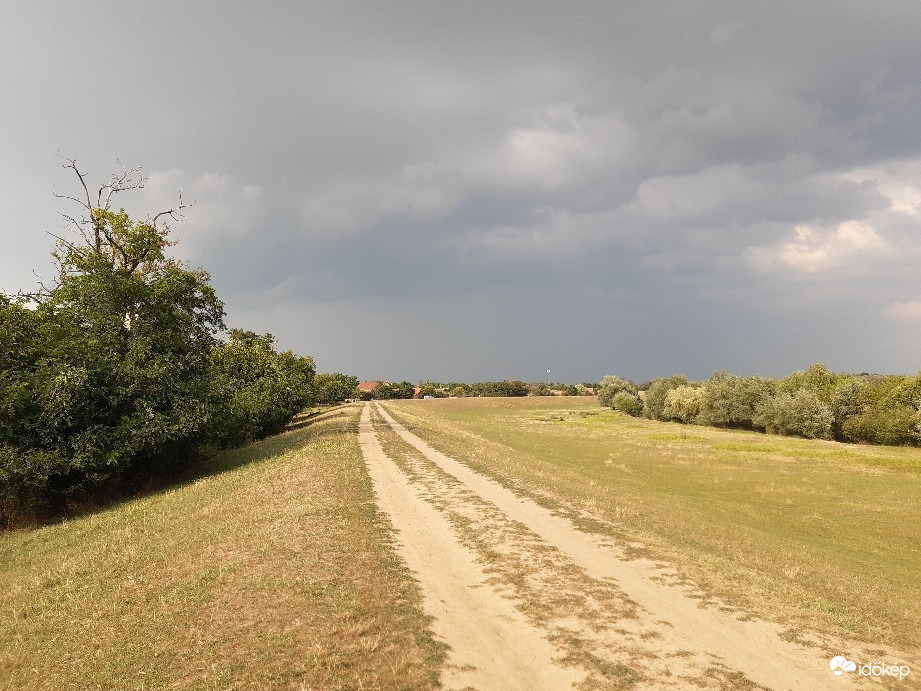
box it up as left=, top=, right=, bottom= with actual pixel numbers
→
left=0, top=405, right=443, bottom=690
left=382, top=397, right=921, bottom=653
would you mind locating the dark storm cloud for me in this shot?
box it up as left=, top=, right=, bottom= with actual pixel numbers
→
left=3, top=1, right=921, bottom=381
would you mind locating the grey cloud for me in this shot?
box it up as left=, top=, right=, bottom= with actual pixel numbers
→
left=4, top=1, right=921, bottom=380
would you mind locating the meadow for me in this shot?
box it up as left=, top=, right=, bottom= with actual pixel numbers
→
left=382, top=397, right=921, bottom=654
left=0, top=405, right=442, bottom=690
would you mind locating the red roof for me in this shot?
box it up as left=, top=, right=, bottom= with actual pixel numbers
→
left=358, top=381, right=386, bottom=392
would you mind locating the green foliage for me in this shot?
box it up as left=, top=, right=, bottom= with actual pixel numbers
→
left=597, top=375, right=637, bottom=408
left=778, top=363, right=840, bottom=402
left=611, top=391, right=643, bottom=416
left=755, top=390, right=833, bottom=439
left=644, top=375, right=689, bottom=420
left=373, top=381, right=415, bottom=400
left=697, top=371, right=774, bottom=430
left=314, top=372, right=359, bottom=404
left=662, top=385, right=702, bottom=423
left=1, top=251, right=226, bottom=520
left=208, top=330, right=316, bottom=447
left=836, top=373, right=921, bottom=445
left=468, top=380, right=529, bottom=397
left=595, top=362, right=921, bottom=449
left=0, top=164, right=320, bottom=526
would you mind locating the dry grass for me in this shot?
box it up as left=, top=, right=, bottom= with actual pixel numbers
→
left=0, top=405, right=443, bottom=690
left=369, top=405, right=648, bottom=689
left=382, top=397, right=921, bottom=655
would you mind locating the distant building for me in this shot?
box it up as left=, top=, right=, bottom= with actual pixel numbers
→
left=358, top=381, right=386, bottom=394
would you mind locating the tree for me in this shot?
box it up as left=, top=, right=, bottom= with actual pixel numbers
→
left=1, top=159, right=225, bottom=520
left=644, top=375, right=689, bottom=421
left=778, top=363, right=840, bottom=402
left=755, top=389, right=833, bottom=439
left=697, top=371, right=774, bottom=430
left=612, top=391, right=643, bottom=416
left=208, top=330, right=315, bottom=447
left=597, top=375, right=637, bottom=408
left=374, top=381, right=414, bottom=399
left=315, top=372, right=359, bottom=403
left=662, top=385, right=702, bottom=423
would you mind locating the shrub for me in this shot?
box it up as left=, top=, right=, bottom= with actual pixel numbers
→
left=315, top=373, right=359, bottom=403
left=698, top=371, right=774, bottom=430
left=663, top=385, right=702, bottom=423
left=597, top=375, right=637, bottom=408
left=644, top=375, right=689, bottom=420
left=208, top=331, right=316, bottom=448
left=757, top=390, right=833, bottom=439
left=612, top=391, right=643, bottom=416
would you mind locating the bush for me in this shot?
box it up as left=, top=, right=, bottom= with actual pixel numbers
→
left=314, top=372, right=359, bottom=403
left=208, top=330, right=316, bottom=448
left=663, top=385, right=702, bottom=423
left=468, top=380, right=529, bottom=397
left=597, top=375, right=637, bottom=408
left=644, top=375, right=689, bottom=421
left=0, top=163, right=320, bottom=527
left=612, top=391, right=643, bottom=416
left=756, top=390, right=833, bottom=439
left=698, top=372, right=774, bottom=430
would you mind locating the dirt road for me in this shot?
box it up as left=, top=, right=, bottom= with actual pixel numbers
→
left=358, top=402, right=875, bottom=689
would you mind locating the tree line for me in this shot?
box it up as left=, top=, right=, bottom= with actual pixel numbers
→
left=0, top=161, right=316, bottom=527
left=598, top=364, right=921, bottom=446
left=349, top=380, right=598, bottom=400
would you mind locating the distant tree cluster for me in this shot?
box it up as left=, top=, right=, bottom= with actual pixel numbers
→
left=358, top=379, right=597, bottom=400
left=0, top=160, right=317, bottom=526
left=371, top=381, right=416, bottom=400
left=599, top=363, right=921, bottom=446
left=313, top=373, right=359, bottom=404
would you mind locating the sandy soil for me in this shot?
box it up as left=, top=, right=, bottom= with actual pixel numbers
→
left=358, top=404, right=583, bottom=689
left=360, top=402, right=889, bottom=689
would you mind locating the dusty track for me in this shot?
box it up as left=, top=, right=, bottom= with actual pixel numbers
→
left=358, top=404, right=582, bottom=689
left=360, top=402, right=880, bottom=689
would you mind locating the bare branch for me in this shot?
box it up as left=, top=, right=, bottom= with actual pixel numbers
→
left=59, top=212, right=93, bottom=245
left=99, top=158, right=145, bottom=210
left=151, top=190, right=195, bottom=225
left=52, top=188, right=91, bottom=210
left=45, top=231, right=87, bottom=260
left=57, top=154, right=93, bottom=212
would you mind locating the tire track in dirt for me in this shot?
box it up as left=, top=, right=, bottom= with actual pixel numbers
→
left=375, top=403, right=862, bottom=690
left=357, top=403, right=583, bottom=690
left=371, top=405, right=750, bottom=689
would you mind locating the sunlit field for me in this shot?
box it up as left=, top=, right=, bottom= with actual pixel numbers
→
left=0, top=406, right=443, bottom=690
left=383, top=397, right=921, bottom=652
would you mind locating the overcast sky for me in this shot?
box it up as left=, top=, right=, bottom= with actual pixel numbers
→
left=2, top=2, right=921, bottom=383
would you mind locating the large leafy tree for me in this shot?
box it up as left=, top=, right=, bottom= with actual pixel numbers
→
left=209, top=330, right=316, bottom=447
left=1, top=159, right=225, bottom=519
left=314, top=372, right=359, bottom=404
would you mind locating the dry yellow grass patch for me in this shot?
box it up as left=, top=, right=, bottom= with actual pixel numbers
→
left=383, top=397, right=921, bottom=659
left=0, top=406, right=443, bottom=690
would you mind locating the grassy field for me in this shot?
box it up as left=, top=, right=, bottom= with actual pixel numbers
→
left=381, top=397, right=921, bottom=654
left=0, top=405, right=443, bottom=690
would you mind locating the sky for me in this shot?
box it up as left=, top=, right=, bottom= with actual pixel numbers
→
left=2, top=1, right=921, bottom=384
